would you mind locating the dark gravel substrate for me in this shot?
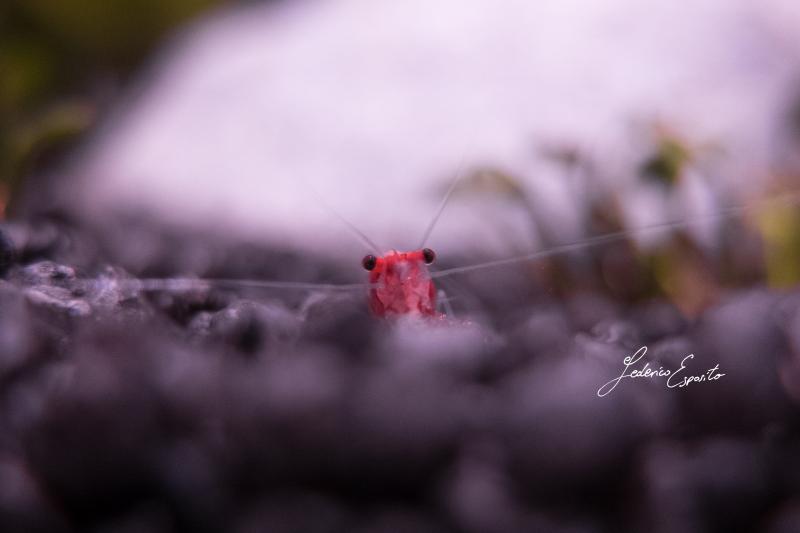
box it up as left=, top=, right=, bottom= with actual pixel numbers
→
left=1, top=218, right=799, bottom=533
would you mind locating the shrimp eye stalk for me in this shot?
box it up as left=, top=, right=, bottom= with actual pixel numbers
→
left=362, top=254, right=377, bottom=271
left=422, top=248, right=436, bottom=264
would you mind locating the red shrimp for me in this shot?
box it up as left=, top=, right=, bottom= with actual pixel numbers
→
left=77, top=186, right=800, bottom=320
left=362, top=248, right=439, bottom=318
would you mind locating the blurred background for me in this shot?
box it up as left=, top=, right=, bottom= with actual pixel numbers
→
left=4, top=1, right=800, bottom=532
left=4, top=0, right=800, bottom=305
left=0, top=0, right=221, bottom=208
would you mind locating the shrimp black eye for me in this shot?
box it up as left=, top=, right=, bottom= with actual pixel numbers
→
left=362, top=254, right=377, bottom=271
left=422, top=248, right=436, bottom=264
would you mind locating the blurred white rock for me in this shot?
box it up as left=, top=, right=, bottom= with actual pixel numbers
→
left=64, top=0, right=800, bottom=263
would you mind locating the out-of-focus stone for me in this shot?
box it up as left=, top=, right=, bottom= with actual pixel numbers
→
left=0, top=226, right=16, bottom=277
left=687, top=290, right=793, bottom=432
left=0, top=455, right=66, bottom=533
left=500, top=348, right=669, bottom=497
left=299, top=291, right=377, bottom=357
left=635, top=439, right=769, bottom=533
left=763, top=499, right=800, bottom=533
left=208, top=300, right=300, bottom=356
left=0, top=284, right=34, bottom=381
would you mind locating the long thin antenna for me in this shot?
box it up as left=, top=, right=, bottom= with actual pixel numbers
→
left=303, top=179, right=383, bottom=254
left=322, top=204, right=383, bottom=255
left=430, top=189, right=800, bottom=280
left=417, top=158, right=467, bottom=249
left=82, top=278, right=371, bottom=293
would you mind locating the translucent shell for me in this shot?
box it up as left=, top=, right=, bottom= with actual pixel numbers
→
left=366, top=250, right=437, bottom=317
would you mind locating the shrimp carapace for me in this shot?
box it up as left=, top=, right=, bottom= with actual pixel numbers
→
left=363, top=248, right=438, bottom=317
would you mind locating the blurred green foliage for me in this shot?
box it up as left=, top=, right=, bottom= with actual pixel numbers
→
left=463, top=130, right=800, bottom=315
left=639, top=135, right=691, bottom=186
left=0, top=0, right=225, bottom=214
left=758, top=196, right=800, bottom=288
